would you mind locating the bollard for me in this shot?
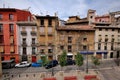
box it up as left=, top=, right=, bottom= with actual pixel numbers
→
left=11, top=75, right=13, bottom=77
left=26, top=74, right=28, bottom=77
left=19, top=74, right=20, bottom=77
left=33, top=74, right=35, bottom=77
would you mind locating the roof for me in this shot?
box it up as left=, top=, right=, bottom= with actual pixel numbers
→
left=35, top=15, right=58, bottom=19
left=94, top=26, right=120, bottom=29
left=0, top=8, right=30, bottom=12
left=17, top=21, right=37, bottom=26
left=57, top=25, right=95, bottom=31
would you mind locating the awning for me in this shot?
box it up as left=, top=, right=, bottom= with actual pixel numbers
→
left=96, top=51, right=108, bottom=54
left=80, top=51, right=94, bottom=54
left=67, top=53, right=73, bottom=56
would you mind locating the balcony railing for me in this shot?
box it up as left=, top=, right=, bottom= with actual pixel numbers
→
left=31, top=31, right=37, bottom=36
left=21, top=42, right=27, bottom=46
left=21, top=31, right=27, bottom=36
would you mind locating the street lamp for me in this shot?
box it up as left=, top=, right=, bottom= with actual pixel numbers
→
left=86, top=45, right=89, bottom=73
left=51, top=45, right=54, bottom=76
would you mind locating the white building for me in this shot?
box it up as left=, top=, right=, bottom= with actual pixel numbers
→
left=94, top=26, right=120, bottom=59
left=17, top=21, right=37, bottom=62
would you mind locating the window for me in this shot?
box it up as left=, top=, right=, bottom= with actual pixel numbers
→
left=99, top=28, right=102, bottom=31
left=41, top=49, right=44, bottom=54
left=32, top=38, right=35, bottom=44
left=60, top=45, right=64, bottom=50
left=10, top=36, right=14, bottom=44
left=0, top=24, right=3, bottom=32
left=98, top=43, right=101, bottom=50
left=68, top=45, right=72, bottom=52
left=112, top=29, right=114, bottom=31
left=22, top=38, right=26, bottom=44
left=9, top=14, right=14, bottom=20
left=68, top=37, right=72, bottom=43
left=0, top=35, right=4, bottom=43
left=0, top=14, right=3, bottom=20
left=111, top=43, right=114, bottom=50
left=48, top=49, right=52, bottom=53
left=41, top=19, right=44, bottom=26
left=48, top=19, right=52, bottom=26
left=23, top=47, right=26, bottom=55
left=111, top=38, right=114, bottom=42
left=105, top=29, right=108, bottom=31
left=90, top=16, right=93, bottom=19
left=83, top=38, right=87, bottom=41
left=32, top=47, right=35, bottom=54
left=83, top=45, right=87, bottom=50
left=104, top=43, right=107, bottom=50
left=9, top=24, right=14, bottom=32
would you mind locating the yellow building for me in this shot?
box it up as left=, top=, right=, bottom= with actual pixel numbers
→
left=35, top=15, right=58, bottom=60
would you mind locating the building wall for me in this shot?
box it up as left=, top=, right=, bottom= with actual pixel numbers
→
left=95, top=27, right=119, bottom=59
left=36, top=16, right=58, bottom=60
left=0, top=8, right=32, bottom=63
left=18, top=23, right=37, bottom=62
left=56, top=30, right=95, bottom=59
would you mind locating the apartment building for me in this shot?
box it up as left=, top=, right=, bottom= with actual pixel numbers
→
left=35, top=15, right=58, bottom=60
left=88, top=9, right=120, bottom=59
left=56, top=16, right=95, bottom=60
left=17, top=21, right=37, bottom=62
left=0, top=8, right=32, bottom=62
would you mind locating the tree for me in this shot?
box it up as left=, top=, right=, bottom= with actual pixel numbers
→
left=59, top=50, right=67, bottom=70
left=41, top=55, right=49, bottom=66
left=91, top=56, right=100, bottom=68
left=75, top=52, right=84, bottom=70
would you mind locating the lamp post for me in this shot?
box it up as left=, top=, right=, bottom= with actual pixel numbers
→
left=86, top=45, right=89, bottom=73
left=51, top=45, right=54, bottom=76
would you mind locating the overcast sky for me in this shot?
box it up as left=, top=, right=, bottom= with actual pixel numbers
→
left=0, top=0, right=120, bottom=20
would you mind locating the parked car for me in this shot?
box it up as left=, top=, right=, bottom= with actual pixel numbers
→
left=31, top=62, right=42, bottom=67
left=15, top=61, right=31, bottom=68
left=2, top=59, right=15, bottom=69
left=66, top=59, right=75, bottom=65
left=45, top=60, right=58, bottom=69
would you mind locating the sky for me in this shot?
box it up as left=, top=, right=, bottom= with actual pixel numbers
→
left=0, top=0, right=120, bottom=20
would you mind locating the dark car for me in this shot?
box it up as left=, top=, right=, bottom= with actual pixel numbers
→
left=66, top=59, right=75, bottom=65
left=45, top=60, right=58, bottom=69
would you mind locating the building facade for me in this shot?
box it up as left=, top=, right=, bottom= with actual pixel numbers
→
left=17, top=21, right=37, bottom=62
left=0, top=8, right=32, bottom=62
left=56, top=16, right=95, bottom=60
left=35, top=15, right=58, bottom=60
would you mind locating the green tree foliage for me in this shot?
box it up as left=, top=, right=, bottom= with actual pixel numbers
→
left=75, top=52, right=84, bottom=69
left=41, top=56, right=49, bottom=66
left=91, top=56, right=100, bottom=67
left=59, top=50, right=67, bottom=68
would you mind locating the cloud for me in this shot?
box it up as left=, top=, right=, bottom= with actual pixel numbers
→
left=0, top=0, right=120, bottom=20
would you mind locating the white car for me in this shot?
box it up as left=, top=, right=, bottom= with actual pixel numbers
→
left=15, top=61, right=31, bottom=68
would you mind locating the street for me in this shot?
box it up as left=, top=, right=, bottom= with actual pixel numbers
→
left=1, top=59, right=120, bottom=80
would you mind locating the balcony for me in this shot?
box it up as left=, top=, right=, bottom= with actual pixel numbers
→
left=40, top=33, right=45, bottom=36
left=21, top=31, right=27, bottom=36
left=31, top=31, right=37, bottom=36
left=31, top=43, right=37, bottom=46
left=48, top=32, right=53, bottom=36
left=21, top=42, right=27, bottom=47
left=39, top=43, right=46, bottom=46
